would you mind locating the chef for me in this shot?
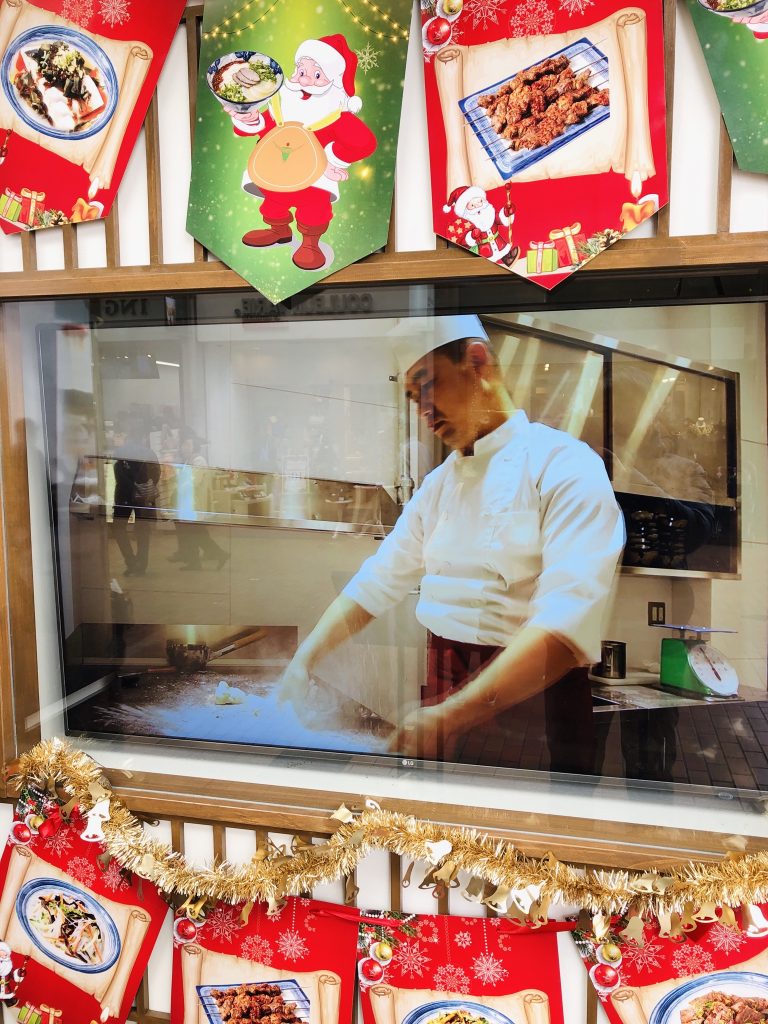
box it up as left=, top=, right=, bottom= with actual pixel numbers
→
left=279, top=315, right=625, bottom=770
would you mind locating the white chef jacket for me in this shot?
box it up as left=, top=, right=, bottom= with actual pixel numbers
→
left=342, top=410, right=625, bottom=664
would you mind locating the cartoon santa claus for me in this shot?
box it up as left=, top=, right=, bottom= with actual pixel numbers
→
left=444, top=185, right=519, bottom=266
left=223, top=35, right=377, bottom=272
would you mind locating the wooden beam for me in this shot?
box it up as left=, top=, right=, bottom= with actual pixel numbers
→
left=145, top=95, right=164, bottom=266
left=1, top=231, right=768, bottom=299
left=656, top=0, right=676, bottom=239
left=717, top=117, right=733, bottom=236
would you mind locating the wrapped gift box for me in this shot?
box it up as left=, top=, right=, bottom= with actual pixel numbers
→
left=549, top=222, right=587, bottom=267
left=526, top=241, right=559, bottom=274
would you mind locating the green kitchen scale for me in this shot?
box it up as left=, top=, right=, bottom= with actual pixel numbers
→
left=651, top=624, right=739, bottom=698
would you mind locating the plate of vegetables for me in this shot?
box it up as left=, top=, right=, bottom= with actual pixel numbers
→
left=2, top=25, right=118, bottom=140
left=207, top=50, right=283, bottom=114
left=16, top=877, right=121, bottom=973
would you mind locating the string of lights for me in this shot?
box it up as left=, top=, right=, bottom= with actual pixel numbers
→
left=332, top=0, right=410, bottom=42
left=203, top=0, right=286, bottom=40
left=204, top=0, right=409, bottom=42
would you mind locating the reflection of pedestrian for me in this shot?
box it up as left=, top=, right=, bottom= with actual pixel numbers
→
left=173, top=435, right=228, bottom=571
left=113, top=423, right=160, bottom=576
left=280, top=316, right=625, bottom=772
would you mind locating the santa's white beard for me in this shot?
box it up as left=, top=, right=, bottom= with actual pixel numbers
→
left=465, top=201, right=496, bottom=234
left=280, top=81, right=346, bottom=124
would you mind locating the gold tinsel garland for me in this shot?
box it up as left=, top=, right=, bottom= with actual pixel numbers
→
left=10, top=740, right=768, bottom=919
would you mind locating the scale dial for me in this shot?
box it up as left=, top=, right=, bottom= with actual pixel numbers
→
left=687, top=644, right=739, bottom=697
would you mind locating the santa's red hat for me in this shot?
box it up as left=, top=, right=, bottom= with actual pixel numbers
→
left=443, top=185, right=484, bottom=219
left=295, top=35, right=362, bottom=114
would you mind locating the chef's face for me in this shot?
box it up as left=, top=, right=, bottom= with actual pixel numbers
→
left=405, top=346, right=486, bottom=451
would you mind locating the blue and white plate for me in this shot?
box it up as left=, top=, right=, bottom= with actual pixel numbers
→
left=649, top=971, right=768, bottom=1024
left=197, top=978, right=310, bottom=1024
left=16, top=877, right=121, bottom=974
left=2, top=25, right=118, bottom=140
left=206, top=50, right=283, bottom=114
left=402, top=1001, right=516, bottom=1024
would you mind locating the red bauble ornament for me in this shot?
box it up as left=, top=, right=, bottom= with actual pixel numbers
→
left=593, top=963, right=619, bottom=988
left=426, top=16, right=451, bottom=44
left=175, top=918, right=197, bottom=941
left=359, top=958, right=384, bottom=983
left=11, top=822, right=31, bottom=845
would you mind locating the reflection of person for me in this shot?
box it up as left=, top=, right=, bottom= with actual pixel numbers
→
left=173, top=435, right=229, bottom=571
left=279, top=316, right=625, bottom=769
left=444, top=185, right=519, bottom=266
left=223, top=35, right=377, bottom=271
left=112, top=421, right=160, bottom=577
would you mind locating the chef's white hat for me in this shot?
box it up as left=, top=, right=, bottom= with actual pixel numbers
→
left=391, top=315, right=489, bottom=375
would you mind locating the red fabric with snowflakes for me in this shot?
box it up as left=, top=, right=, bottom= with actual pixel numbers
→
left=0, top=0, right=186, bottom=233
left=574, top=909, right=768, bottom=1017
left=358, top=911, right=569, bottom=1024
left=0, top=805, right=168, bottom=1024
left=421, top=0, right=668, bottom=290
left=170, top=896, right=360, bottom=1024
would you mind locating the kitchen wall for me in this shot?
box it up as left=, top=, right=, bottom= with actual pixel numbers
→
left=544, top=304, right=767, bottom=693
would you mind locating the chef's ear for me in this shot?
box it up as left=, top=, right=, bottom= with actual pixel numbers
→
left=465, top=339, right=493, bottom=374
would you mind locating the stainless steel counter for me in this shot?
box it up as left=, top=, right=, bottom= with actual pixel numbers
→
left=591, top=674, right=767, bottom=712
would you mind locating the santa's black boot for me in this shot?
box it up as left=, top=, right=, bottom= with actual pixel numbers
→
left=243, top=215, right=293, bottom=248
left=293, top=221, right=330, bottom=271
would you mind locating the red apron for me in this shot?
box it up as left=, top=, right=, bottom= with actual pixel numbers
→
left=424, top=633, right=595, bottom=776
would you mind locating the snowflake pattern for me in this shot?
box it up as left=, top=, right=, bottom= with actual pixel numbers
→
left=277, top=930, right=309, bottom=960
left=101, top=859, right=129, bottom=892
left=671, top=943, right=716, bottom=978
left=510, top=0, right=554, bottom=37
left=464, top=0, right=505, bottom=29
left=205, top=905, right=241, bottom=942
left=98, top=0, right=131, bottom=26
left=472, top=952, right=508, bottom=986
left=241, top=935, right=274, bottom=965
left=434, top=965, right=471, bottom=994
left=622, top=940, right=664, bottom=974
left=394, top=940, right=431, bottom=978
left=61, top=0, right=94, bottom=25
left=455, top=931, right=472, bottom=949
left=68, top=856, right=97, bottom=888
left=559, top=0, right=594, bottom=15
left=42, top=827, right=74, bottom=858
left=357, top=43, right=379, bottom=75
left=706, top=923, right=747, bottom=955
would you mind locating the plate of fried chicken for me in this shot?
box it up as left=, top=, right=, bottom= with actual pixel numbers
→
left=459, top=40, right=610, bottom=179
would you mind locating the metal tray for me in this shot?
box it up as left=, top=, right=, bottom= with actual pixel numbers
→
left=459, top=37, right=610, bottom=181
left=198, top=978, right=311, bottom=1024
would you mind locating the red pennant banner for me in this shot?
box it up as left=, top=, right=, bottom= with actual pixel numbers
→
left=358, top=911, right=570, bottom=1024
left=574, top=908, right=768, bottom=1023
left=171, top=896, right=360, bottom=1024
left=0, top=786, right=168, bottom=1024
left=422, top=0, right=669, bottom=289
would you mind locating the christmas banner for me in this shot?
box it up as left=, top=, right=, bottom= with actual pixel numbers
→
left=688, top=0, right=768, bottom=173
left=574, top=906, right=768, bottom=1022
left=187, top=0, right=411, bottom=305
left=171, top=896, right=359, bottom=1024
left=0, top=783, right=168, bottom=1023
left=421, top=0, right=669, bottom=289
left=357, top=911, right=568, bottom=1024
left=0, top=0, right=186, bottom=232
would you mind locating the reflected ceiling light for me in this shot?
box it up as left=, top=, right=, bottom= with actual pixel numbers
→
left=156, top=360, right=180, bottom=368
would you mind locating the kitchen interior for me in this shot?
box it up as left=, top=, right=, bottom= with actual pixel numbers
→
left=44, top=300, right=768, bottom=792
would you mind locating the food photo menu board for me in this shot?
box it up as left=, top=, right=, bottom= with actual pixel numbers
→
left=0, top=0, right=186, bottom=232
left=422, top=0, right=669, bottom=288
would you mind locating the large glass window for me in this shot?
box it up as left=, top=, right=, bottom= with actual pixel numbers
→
left=10, top=293, right=768, bottom=817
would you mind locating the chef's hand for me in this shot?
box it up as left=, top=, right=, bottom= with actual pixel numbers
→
left=388, top=705, right=460, bottom=761
left=277, top=657, right=312, bottom=708
left=325, top=163, right=349, bottom=181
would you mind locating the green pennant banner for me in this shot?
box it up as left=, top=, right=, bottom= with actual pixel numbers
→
left=688, top=0, right=768, bottom=173
left=187, top=0, right=411, bottom=304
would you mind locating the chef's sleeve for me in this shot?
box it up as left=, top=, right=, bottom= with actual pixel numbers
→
left=527, top=444, right=625, bottom=665
left=342, top=488, right=426, bottom=618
